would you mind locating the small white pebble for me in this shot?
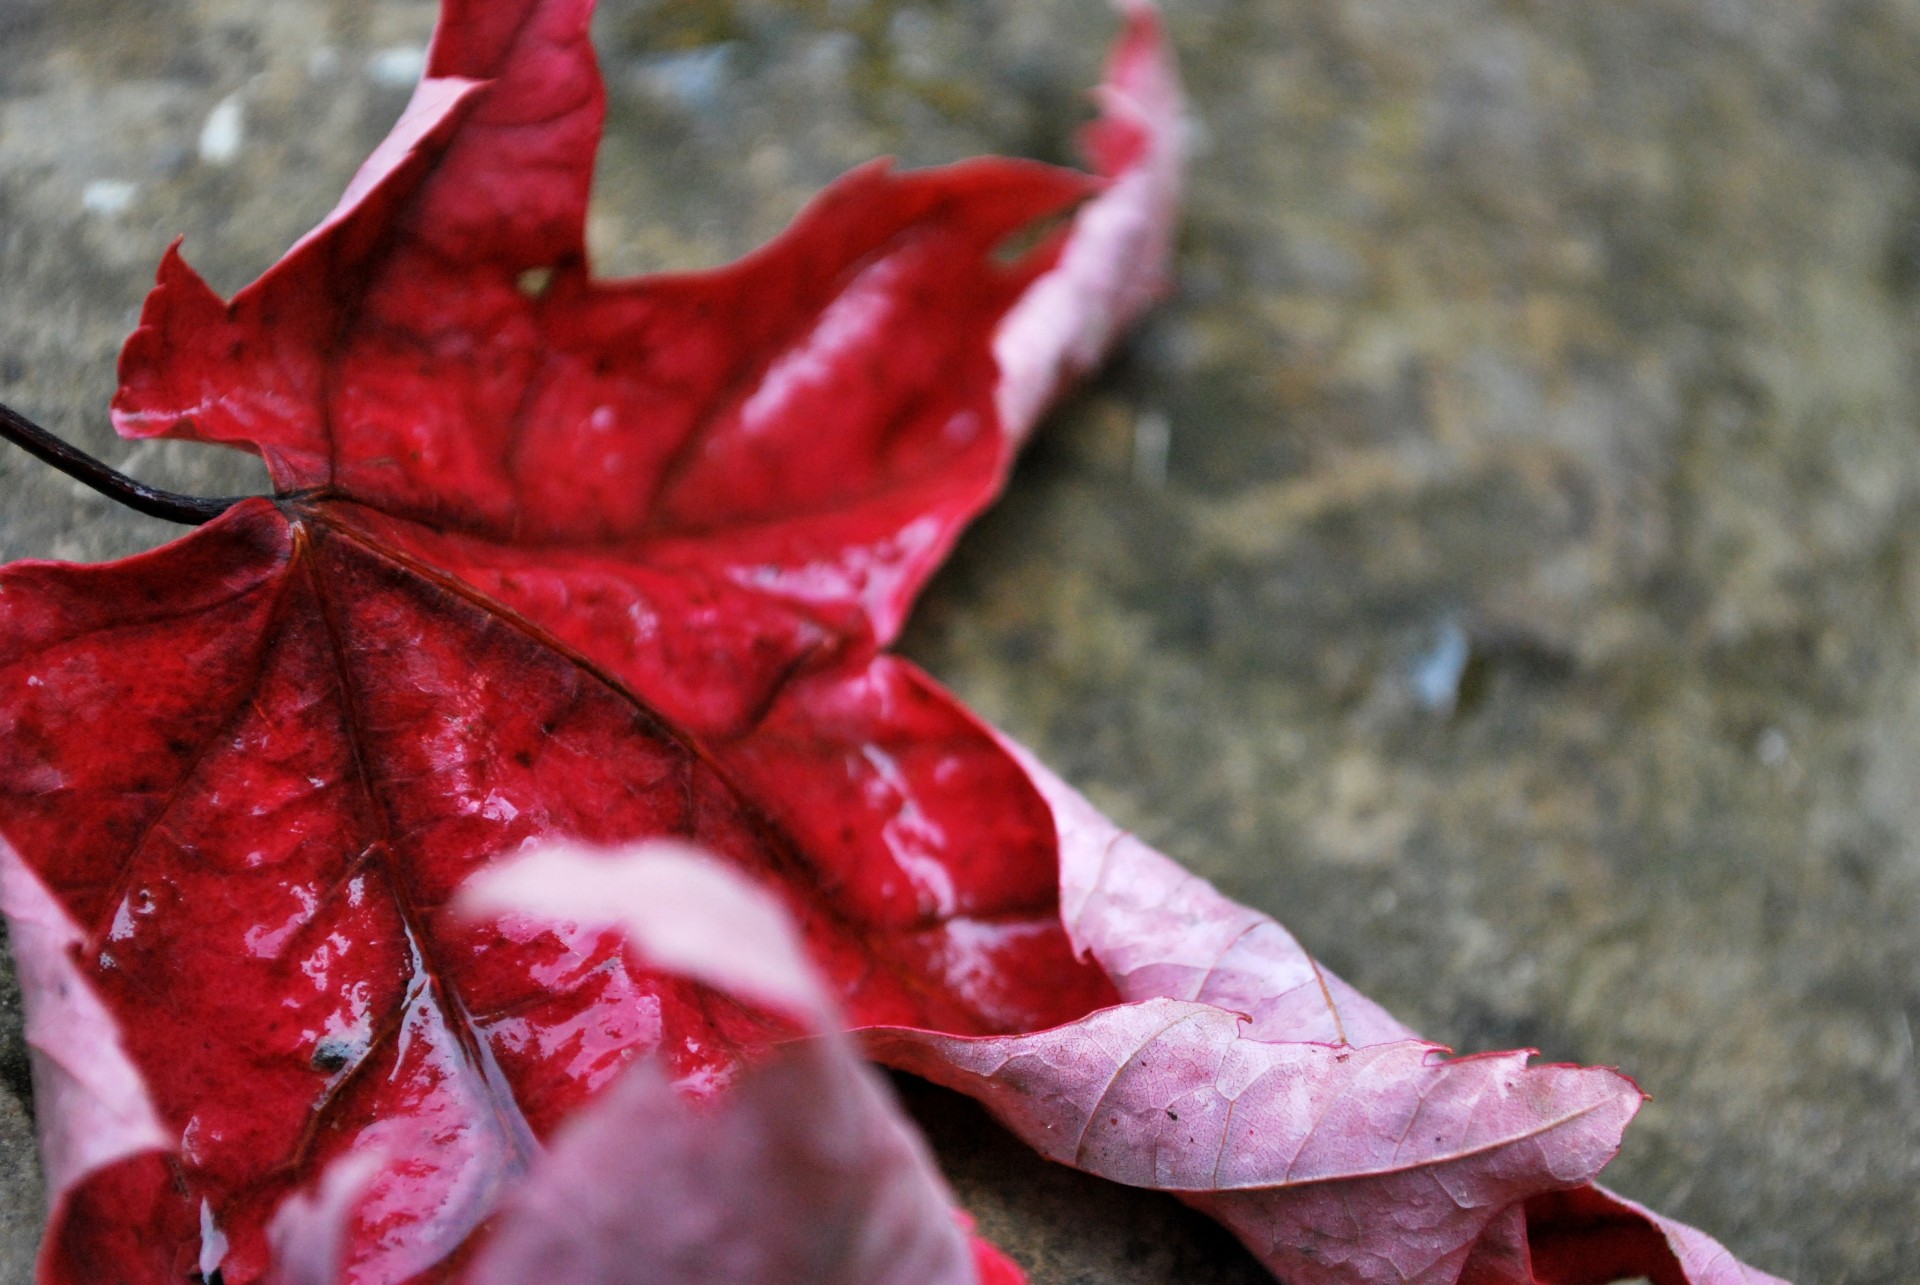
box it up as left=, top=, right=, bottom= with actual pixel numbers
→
left=198, top=94, right=245, bottom=166
left=634, top=44, right=734, bottom=109
left=1409, top=619, right=1470, bottom=713
left=368, top=45, right=427, bottom=89
left=80, top=179, right=137, bottom=215
left=1756, top=726, right=1791, bottom=768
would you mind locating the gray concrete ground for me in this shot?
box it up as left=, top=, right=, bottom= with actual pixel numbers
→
left=4, top=0, right=1919, bottom=1281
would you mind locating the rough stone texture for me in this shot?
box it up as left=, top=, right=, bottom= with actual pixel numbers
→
left=2, top=0, right=1917, bottom=1281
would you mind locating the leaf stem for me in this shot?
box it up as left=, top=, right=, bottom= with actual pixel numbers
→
left=0, top=401, right=253, bottom=526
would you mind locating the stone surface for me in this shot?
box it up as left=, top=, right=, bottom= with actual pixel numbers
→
left=3, top=0, right=1918, bottom=1281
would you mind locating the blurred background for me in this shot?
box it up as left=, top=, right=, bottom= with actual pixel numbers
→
left=3, top=0, right=1918, bottom=1280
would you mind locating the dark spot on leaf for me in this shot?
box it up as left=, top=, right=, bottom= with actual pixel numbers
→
left=1166, top=1109, right=1178, bottom=1121
left=311, top=1037, right=354, bottom=1073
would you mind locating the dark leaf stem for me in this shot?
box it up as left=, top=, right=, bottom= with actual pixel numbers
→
left=0, top=401, right=253, bottom=526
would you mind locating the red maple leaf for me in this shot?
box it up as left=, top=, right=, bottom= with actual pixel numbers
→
left=0, top=1, right=1786, bottom=1282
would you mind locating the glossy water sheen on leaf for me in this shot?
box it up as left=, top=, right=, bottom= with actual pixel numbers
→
left=0, top=0, right=1786, bottom=1280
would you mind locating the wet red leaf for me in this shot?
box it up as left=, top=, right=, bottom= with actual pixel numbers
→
left=0, top=2, right=1163, bottom=1277
left=0, top=1, right=1785, bottom=1282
